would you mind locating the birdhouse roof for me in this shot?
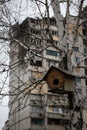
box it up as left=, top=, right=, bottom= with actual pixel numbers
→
left=43, top=66, right=76, bottom=80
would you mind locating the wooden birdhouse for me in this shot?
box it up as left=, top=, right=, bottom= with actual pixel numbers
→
left=43, top=66, right=76, bottom=93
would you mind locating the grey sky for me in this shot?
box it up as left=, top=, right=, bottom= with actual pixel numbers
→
left=0, top=97, right=9, bottom=129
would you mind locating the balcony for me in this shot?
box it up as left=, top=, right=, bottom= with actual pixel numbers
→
left=31, top=117, right=44, bottom=130
left=47, top=125, right=65, bottom=130
left=47, top=112, right=71, bottom=120
left=31, top=125, right=44, bottom=130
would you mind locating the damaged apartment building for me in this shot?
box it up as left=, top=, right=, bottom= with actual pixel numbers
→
left=6, top=6, right=87, bottom=130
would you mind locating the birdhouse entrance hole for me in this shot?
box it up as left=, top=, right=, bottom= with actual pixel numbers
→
left=53, top=79, right=59, bottom=85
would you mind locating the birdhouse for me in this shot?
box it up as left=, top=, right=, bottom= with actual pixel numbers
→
left=43, top=66, right=76, bottom=93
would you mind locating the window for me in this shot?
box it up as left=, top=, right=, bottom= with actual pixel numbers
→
left=50, top=19, right=56, bottom=26
left=47, top=59, right=58, bottom=67
left=58, top=108, right=63, bottom=114
left=47, top=118, right=71, bottom=126
left=46, top=50, right=58, bottom=56
left=85, top=79, right=87, bottom=85
left=83, top=30, right=87, bottom=35
left=84, top=48, right=87, bottom=54
left=31, top=94, right=42, bottom=101
left=83, top=40, right=87, bottom=45
left=84, top=58, right=87, bottom=65
left=51, top=30, right=58, bottom=35
left=85, top=69, right=87, bottom=75
left=48, top=106, right=63, bottom=114
left=31, top=106, right=43, bottom=113
left=30, top=59, right=42, bottom=67
left=74, top=56, right=80, bottom=63
left=61, top=119, right=71, bottom=127
left=76, top=88, right=82, bottom=94
left=74, top=47, right=79, bottom=52
left=47, top=118, right=60, bottom=125
left=66, top=43, right=70, bottom=51
left=53, top=106, right=58, bottom=112
left=31, top=118, right=44, bottom=125
left=76, top=77, right=81, bottom=84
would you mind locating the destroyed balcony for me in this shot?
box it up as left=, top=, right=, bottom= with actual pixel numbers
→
left=30, top=94, right=43, bottom=101
left=30, top=100, right=43, bottom=106
left=46, top=93, right=69, bottom=107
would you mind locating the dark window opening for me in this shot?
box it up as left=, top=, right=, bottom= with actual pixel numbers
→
left=84, top=58, right=87, bottom=65
left=76, top=88, right=82, bottom=94
left=83, top=30, right=87, bottom=35
left=76, top=77, right=81, bottom=84
left=74, top=47, right=79, bottom=52
left=84, top=48, right=87, bottom=54
left=75, top=56, right=80, bottom=63
left=48, top=118, right=60, bottom=125
left=68, top=92, right=74, bottom=109
left=85, top=69, right=87, bottom=75
left=53, top=79, right=59, bottom=85
left=83, top=40, right=87, bottom=45
left=31, top=118, right=44, bottom=125
left=46, top=50, right=58, bottom=56
left=86, top=79, right=87, bottom=85
left=60, top=54, right=68, bottom=70
left=50, top=19, right=56, bottom=26
left=30, top=59, right=42, bottom=67
left=51, top=30, right=58, bottom=35
left=47, top=118, right=71, bottom=126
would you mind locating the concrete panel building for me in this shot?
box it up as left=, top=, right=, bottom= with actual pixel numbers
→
left=6, top=7, right=87, bottom=130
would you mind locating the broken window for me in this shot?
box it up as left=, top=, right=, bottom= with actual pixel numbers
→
left=74, top=47, right=79, bottom=52
left=50, top=19, right=56, bottom=26
left=31, top=94, right=42, bottom=101
left=47, top=59, right=58, bottom=68
left=30, top=59, right=42, bottom=67
left=31, top=118, right=44, bottom=125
